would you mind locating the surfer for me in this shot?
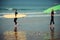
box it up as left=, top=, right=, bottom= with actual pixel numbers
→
left=50, top=9, right=55, bottom=25
left=14, top=9, right=18, bottom=25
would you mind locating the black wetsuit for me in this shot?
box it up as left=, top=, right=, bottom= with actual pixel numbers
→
left=50, top=10, right=55, bottom=25
left=14, top=18, right=17, bottom=25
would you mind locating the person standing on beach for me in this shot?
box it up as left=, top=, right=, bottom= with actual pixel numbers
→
left=50, top=9, right=55, bottom=32
left=50, top=9, right=55, bottom=40
left=50, top=9, right=55, bottom=25
left=14, top=9, right=18, bottom=25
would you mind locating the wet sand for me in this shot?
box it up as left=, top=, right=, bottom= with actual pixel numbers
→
left=3, top=31, right=26, bottom=40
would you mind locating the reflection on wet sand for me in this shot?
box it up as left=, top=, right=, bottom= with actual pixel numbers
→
left=4, top=31, right=26, bottom=40
left=50, top=24, right=54, bottom=40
